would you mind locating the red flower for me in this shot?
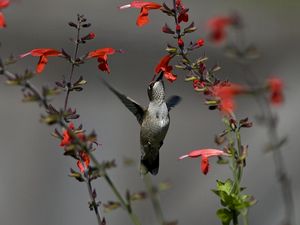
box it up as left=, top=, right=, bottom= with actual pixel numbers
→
left=0, top=0, right=9, bottom=8
left=20, top=48, right=62, bottom=74
left=0, top=12, right=6, bottom=28
left=193, top=79, right=205, bottom=91
left=176, top=0, right=189, bottom=23
left=60, top=123, right=86, bottom=147
left=87, top=48, right=118, bottom=74
left=77, top=151, right=90, bottom=173
left=88, top=32, right=96, bottom=39
left=179, top=149, right=228, bottom=175
left=177, top=38, right=184, bottom=47
left=268, top=77, right=284, bottom=105
left=155, top=55, right=177, bottom=82
left=0, top=0, right=10, bottom=28
left=119, top=1, right=161, bottom=27
left=207, top=16, right=233, bottom=43
left=196, top=39, right=205, bottom=47
left=212, top=83, right=245, bottom=115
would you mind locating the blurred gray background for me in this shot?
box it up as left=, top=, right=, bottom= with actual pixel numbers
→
left=0, top=0, right=300, bottom=225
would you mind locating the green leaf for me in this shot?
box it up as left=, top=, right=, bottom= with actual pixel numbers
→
left=69, top=169, right=85, bottom=182
left=217, top=179, right=233, bottom=195
left=130, top=192, right=147, bottom=201
left=216, top=208, right=232, bottom=225
left=158, top=181, right=172, bottom=191
left=103, top=201, right=121, bottom=213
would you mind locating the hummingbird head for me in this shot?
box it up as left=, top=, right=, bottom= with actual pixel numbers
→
left=148, top=72, right=165, bottom=102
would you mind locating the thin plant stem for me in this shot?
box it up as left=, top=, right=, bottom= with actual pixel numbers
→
left=86, top=176, right=103, bottom=225
left=241, top=64, right=295, bottom=225
left=104, top=174, right=142, bottom=225
left=0, top=65, right=142, bottom=225
left=64, top=16, right=81, bottom=111
left=143, top=174, right=165, bottom=225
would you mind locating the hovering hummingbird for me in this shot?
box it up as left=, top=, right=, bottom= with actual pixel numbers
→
left=103, top=72, right=181, bottom=175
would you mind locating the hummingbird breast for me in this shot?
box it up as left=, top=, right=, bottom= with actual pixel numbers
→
left=140, top=102, right=170, bottom=150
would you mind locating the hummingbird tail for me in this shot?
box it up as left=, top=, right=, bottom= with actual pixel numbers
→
left=140, top=154, right=159, bottom=176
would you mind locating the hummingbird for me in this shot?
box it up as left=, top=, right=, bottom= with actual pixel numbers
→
left=103, top=72, right=181, bottom=175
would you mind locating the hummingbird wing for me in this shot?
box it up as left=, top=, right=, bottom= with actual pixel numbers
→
left=166, top=95, right=181, bottom=111
left=102, top=80, right=145, bottom=124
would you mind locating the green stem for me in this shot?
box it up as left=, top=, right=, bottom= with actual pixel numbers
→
left=232, top=210, right=239, bottom=225
left=143, top=175, right=165, bottom=225
left=242, top=213, right=249, bottom=225
left=103, top=174, right=142, bottom=225
left=235, top=130, right=243, bottom=193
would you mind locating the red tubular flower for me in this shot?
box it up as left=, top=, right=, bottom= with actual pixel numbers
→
left=77, top=151, right=90, bottom=173
left=193, top=79, right=205, bottom=91
left=119, top=1, right=162, bottom=27
left=268, top=77, right=284, bottom=105
left=155, top=54, right=177, bottom=82
left=60, top=123, right=86, bottom=147
left=196, top=39, right=205, bottom=47
left=88, top=32, right=96, bottom=39
left=179, top=149, right=228, bottom=175
left=212, top=83, right=246, bottom=115
left=87, top=48, right=118, bottom=74
left=176, top=0, right=189, bottom=23
left=177, top=38, right=184, bottom=47
left=0, top=12, right=6, bottom=28
left=207, top=16, right=233, bottom=43
left=0, top=0, right=10, bottom=28
left=19, top=48, right=62, bottom=74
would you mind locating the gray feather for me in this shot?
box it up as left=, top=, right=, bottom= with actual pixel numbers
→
left=102, top=80, right=145, bottom=124
left=166, top=95, right=181, bottom=111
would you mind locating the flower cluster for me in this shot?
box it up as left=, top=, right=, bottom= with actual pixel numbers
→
left=19, top=19, right=122, bottom=75
left=57, top=122, right=94, bottom=173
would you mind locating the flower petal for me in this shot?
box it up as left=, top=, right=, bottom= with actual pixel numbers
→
left=155, top=55, right=172, bottom=73
left=0, top=0, right=10, bottom=9
left=36, top=55, right=48, bottom=73
left=88, top=48, right=116, bottom=58
left=20, top=48, right=61, bottom=58
left=201, top=156, right=209, bottom=175
left=268, top=77, right=284, bottom=105
left=0, top=12, right=6, bottom=28
left=137, top=7, right=150, bottom=27
left=77, top=160, right=85, bottom=173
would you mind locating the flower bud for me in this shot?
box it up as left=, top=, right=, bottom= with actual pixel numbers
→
left=178, top=38, right=184, bottom=47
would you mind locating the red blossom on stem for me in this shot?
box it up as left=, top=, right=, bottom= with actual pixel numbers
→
left=177, top=38, right=184, bottom=47
left=207, top=16, right=234, bottom=44
left=19, top=48, right=62, bottom=74
left=176, top=0, right=189, bottom=23
left=179, top=149, right=228, bottom=175
left=59, top=123, right=90, bottom=173
left=268, top=77, right=284, bottom=105
left=212, top=83, right=246, bottom=115
left=77, top=151, right=90, bottom=173
left=155, top=54, right=177, bottom=82
left=60, top=123, right=86, bottom=147
left=87, top=48, right=120, bottom=74
left=0, top=0, right=9, bottom=28
left=119, top=1, right=161, bottom=27
left=196, top=39, right=205, bottom=47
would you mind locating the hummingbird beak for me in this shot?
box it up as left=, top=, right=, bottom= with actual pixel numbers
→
left=156, top=71, right=164, bottom=82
